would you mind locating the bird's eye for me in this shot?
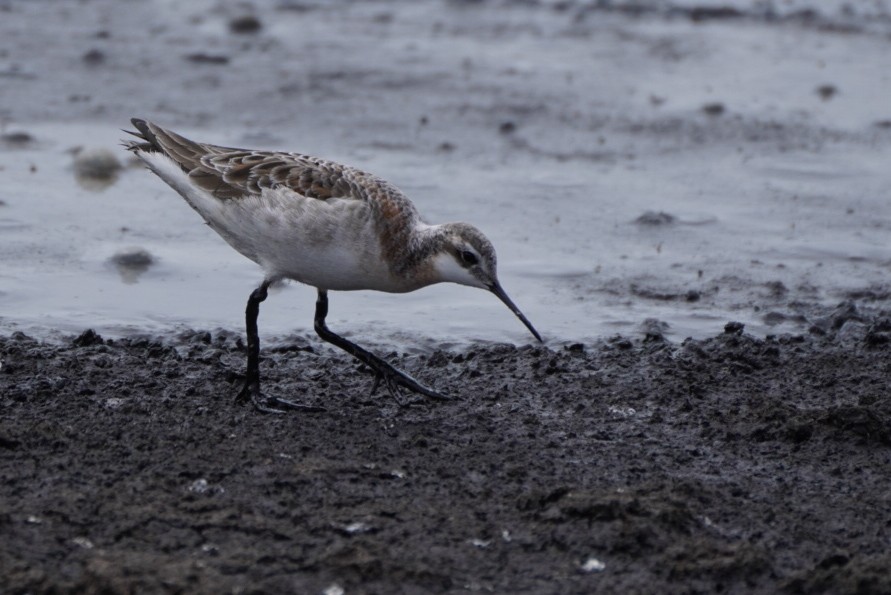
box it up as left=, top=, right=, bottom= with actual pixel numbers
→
left=460, top=250, right=479, bottom=266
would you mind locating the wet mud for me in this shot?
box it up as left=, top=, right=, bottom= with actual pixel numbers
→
left=3, top=305, right=891, bottom=593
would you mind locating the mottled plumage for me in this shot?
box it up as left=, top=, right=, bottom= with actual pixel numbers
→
left=125, top=118, right=540, bottom=411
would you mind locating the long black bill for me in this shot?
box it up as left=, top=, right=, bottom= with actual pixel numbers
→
left=490, top=283, right=543, bottom=342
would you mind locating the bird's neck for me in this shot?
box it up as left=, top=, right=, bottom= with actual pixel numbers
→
left=385, top=223, right=449, bottom=289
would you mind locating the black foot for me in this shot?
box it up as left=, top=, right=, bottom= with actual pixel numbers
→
left=313, top=289, right=451, bottom=405
left=367, top=363, right=451, bottom=404
left=235, top=382, right=326, bottom=414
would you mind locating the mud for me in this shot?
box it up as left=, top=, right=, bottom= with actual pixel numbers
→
left=3, top=305, right=891, bottom=593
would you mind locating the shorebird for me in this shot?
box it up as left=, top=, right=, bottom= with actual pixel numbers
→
left=125, top=119, right=541, bottom=412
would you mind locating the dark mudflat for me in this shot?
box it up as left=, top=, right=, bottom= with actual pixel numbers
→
left=2, top=309, right=890, bottom=594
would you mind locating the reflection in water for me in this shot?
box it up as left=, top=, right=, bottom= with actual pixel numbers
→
left=76, top=172, right=119, bottom=192
left=72, top=148, right=122, bottom=192
left=110, top=248, right=155, bottom=284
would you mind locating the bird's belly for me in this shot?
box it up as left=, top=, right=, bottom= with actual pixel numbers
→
left=214, top=194, right=409, bottom=292
left=273, top=243, right=401, bottom=292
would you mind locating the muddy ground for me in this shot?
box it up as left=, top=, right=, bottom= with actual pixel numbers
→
left=2, top=302, right=891, bottom=594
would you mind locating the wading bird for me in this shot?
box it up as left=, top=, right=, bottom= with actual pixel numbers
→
left=126, top=119, right=541, bottom=412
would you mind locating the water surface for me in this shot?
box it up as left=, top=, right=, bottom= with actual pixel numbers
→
left=2, top=0, right=890, bottom=348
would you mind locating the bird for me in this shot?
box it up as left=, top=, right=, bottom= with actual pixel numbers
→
left=125, top=119, right=542, bottom=412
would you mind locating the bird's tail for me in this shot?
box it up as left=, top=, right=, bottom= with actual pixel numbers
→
left=123, top=118, right=216, bottom=175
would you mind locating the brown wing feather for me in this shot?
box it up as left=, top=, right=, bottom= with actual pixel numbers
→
left=203, top=151, right=355, bottom=200
left=127, top=118, right=396, bottom=204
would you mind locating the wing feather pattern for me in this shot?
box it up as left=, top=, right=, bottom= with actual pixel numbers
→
left=125, top=118, right=411, bottom=207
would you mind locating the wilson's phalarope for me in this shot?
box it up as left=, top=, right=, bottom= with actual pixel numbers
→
left=125, top=119, right=541, bottom=412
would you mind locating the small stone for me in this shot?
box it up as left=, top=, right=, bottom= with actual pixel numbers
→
left=1, top=131, right=34, bottom=146
left=188, top=479, right=210, bottom=494
left=82, top=48, right=105, bottom=65
left=641, top=318, right=670, bottom=342
left=73, top=329, right=104, bottom=347
left=724, top=321, right=745, bottom=335
left=634, top=211, right=676, bottom=225
left=185, top=53, right=230, bottom=65
left=111, top=248, right=154, bottom=269
left=580, top=557, right=606, bottom=572
left=229, top=15, right=262, bottom=34
left=701, top=102, right=725, bottom=116
left=499, top=121, right=516, bottom=134
left=110, top=248, right=155, bottom=283
left=816, top=84, right=837, bottom=100
left=338, top=521, right=373, bottom=535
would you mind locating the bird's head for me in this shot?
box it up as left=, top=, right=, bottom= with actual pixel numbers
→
left=431, top=222, right=542, bottom=342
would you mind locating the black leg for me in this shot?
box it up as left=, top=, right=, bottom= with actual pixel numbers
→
left=313, top=289, right=449, bottom=402
left=239, top=280, right=269, bottom=399
left=235, top=281, right=325, bottom=413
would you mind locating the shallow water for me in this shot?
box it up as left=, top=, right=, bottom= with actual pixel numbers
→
left=2, top=0, right=890, bottom=348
